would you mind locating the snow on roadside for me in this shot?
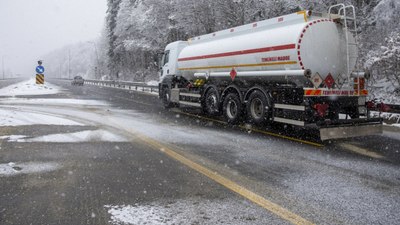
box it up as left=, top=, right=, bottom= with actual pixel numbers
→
left=0, top=78, right=62, bottom=96
left=146, top=80, right=158, bottom=86
left=105, top=198, right=267, bottom=225
left=0, top=108, right=83, bottom=126
left=0, top=135, right=27, bottom=141
left=371, top=111, right=400, bottom=125
left=0, top=98, right=109, bottom=106
left=11, top=130, right=128, bottom=143
left=0, top=161, right=60, bottom=177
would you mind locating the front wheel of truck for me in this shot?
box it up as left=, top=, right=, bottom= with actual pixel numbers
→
left=161, top=86, right=173, bottom=109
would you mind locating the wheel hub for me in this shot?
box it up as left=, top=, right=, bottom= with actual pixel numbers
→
left=207, top=95, right=217, bottom=111
left=227, top=100, right=237, bottom=119
left=250, top=98, right=263, bottom=119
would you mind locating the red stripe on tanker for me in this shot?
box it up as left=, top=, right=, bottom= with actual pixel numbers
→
left=177, top=44, right=296, bottom=62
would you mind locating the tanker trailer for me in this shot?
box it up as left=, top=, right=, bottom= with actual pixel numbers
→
left=158, top=3, right=382, bottom=140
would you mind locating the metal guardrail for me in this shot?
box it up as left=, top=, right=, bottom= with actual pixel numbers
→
left=84, top=79, right=159, bottom=93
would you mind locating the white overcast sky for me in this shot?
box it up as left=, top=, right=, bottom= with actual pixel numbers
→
left=0, top=0, right=107, bottom=76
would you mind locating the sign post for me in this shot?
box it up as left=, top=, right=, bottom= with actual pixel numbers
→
left=35, top=60, right=45, bottom=84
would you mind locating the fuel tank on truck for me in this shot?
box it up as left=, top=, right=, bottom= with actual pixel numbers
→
left=176, top=11, right=357, bottom=85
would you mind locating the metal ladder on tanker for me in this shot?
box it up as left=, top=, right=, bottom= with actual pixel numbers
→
left=328, top=4, right=360, bottom=91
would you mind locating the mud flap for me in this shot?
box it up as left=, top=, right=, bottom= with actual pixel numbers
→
left=320, top=124, right=383, bottom=141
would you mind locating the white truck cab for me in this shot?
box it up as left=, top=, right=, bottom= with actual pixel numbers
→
left=159, top=41, right=187, bottom=80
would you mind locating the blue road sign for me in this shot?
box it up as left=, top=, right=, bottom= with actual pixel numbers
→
left=36, top=66, right=45, bottom=74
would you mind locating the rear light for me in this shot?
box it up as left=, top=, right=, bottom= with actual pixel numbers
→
left=366, top=101, right=375, bottom=109
left=359, top=78, right=365, bottom=89
left=313, top=103, right=329, bottom=117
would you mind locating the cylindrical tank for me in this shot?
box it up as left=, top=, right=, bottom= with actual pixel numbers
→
left=177, top=13, right=357, bottom=84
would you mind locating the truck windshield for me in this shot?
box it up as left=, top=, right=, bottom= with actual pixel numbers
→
left=163, top=50, right=170, bottom=66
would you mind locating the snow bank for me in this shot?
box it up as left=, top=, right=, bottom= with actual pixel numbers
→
left=0, top=79, right=62, bottom=96
left=105, top=198, right=267, bottom=225
left=0, top=108, right=83, bottom=126
left=146, top=80, right=158, bottom=86
left=0, top=161, right=60, bottom=177
left=0, top=135, right=27, bottom=141
left=0, top=98, right=108, bottom=106
left=13, top=130, right=128, bottom=143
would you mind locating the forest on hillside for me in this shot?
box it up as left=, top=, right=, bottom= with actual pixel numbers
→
left=44, top=0, right=399, bottom=101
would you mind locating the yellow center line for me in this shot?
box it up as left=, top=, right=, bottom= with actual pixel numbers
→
left=339, top=143, right=384, bottom=159
left=243, top=126, right=324, bottom=148
left=133, top=132, right=314, bottom=225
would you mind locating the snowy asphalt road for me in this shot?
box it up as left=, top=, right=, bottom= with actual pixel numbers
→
left=1, top=78, right=400, bottom=225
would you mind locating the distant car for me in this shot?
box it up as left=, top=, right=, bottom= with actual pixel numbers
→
left=71, top=76, right=84, bottom=86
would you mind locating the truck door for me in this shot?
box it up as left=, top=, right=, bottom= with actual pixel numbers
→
left=161, top=50, right=170, bottom=78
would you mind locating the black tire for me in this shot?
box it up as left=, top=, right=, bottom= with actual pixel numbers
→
left=203, top=87, right=220, bottom=115
left=246, top=90, right=271, bottom=124
left=222, top=93, right=243, bottom=124
left=161, top=86, right=173, bottom=109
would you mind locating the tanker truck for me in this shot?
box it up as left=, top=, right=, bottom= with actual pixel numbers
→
left=158, top=3, right=382, bottom=140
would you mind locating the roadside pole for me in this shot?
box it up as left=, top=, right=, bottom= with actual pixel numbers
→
left=35, top=60, right=45, bottom=84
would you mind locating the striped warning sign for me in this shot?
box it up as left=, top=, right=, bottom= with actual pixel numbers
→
left=36, top=74, right=45, bottom=84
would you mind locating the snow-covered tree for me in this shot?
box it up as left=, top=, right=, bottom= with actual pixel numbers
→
left=366, top=32, right=400, bottom=87
left=105, top=0, right=123, bottom=79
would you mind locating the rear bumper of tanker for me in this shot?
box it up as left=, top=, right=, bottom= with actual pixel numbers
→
left=306, top=118, right=383, bottom=141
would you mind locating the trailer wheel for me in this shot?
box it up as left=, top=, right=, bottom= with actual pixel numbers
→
left=203, top=88, right=220, bottom=115
left=161, top=86, right=173, bottom=108
left=246, top=90, right=271, bottom=124
left=223, top=93, right=243, bottom=124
